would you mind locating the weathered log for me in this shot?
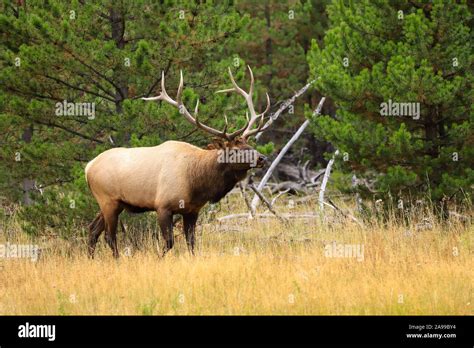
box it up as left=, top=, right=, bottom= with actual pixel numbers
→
left=248, top=183, right=288, bottom=222
left=217, top=213, right=320, bottom=222
left=270, top=181, right=309, bottom=194
left=250, top=97, right=326, bottom=211
left=276, top=163, right=323, bottom=183
left=318, top=149, right=339, bottom=212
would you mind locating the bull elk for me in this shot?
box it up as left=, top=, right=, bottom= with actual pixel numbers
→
left=85, top=66, right=271, bottom=258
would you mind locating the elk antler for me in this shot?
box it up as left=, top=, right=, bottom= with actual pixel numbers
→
left=142, top=67, right=270, bottom=141
left=217, top=65, right=271, bottom=140
left=142, top=71, right=241, bottom=140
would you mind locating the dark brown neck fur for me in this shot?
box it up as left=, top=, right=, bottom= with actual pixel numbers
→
left=187, top=150, right=248, bottom=205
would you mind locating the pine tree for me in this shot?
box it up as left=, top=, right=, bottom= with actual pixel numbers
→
left=0, top=0, right=247, bottom=235
left=227, top=0, right=332, bottom=165
left=307, top=1, right=473, bottom=214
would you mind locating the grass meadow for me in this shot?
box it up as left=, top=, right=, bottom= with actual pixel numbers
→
left=0, top=194, right=472, bottom=315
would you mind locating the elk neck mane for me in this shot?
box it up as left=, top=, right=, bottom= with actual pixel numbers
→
left=185, top=148, right=248, bottom=204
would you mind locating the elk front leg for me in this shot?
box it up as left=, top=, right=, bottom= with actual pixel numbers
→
left=157, top=209, right=174, bottom=256
left=183, top=212, right=198, bottom=255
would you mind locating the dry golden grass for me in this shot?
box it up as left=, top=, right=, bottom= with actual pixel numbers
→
left=0, top=196, right=472, bottom=315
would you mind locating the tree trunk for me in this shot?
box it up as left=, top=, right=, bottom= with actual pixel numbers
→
left=250, top=98, right=326, bottom=212
left=264, top=2, right=272, bottom=86
left=21, top=125, right=34, bottom=206
left=110, top=6, right=130, bottom=144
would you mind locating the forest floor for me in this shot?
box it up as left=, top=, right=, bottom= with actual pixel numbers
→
left=0, top=196, right=472, bottom=315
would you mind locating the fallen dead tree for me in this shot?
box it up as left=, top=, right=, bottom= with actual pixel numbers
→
left=318, top=149, right=339, bottom=212
left=272, top=163, right=326, bottom=193
left=248, top=183, right=288, bottom=222
left=217, top=213, right=320, bottom=222
left=270, top=181, right=311, bottom=194
left=321, top=199, right=363, bottom=227
left=250, top=97, right=326, bottom=212
left=227, top=91, right=362, bottom=225
left=277, top=162, right=324, bottom=184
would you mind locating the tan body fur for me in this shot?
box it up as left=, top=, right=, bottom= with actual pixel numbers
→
left=86, top=140, right=253, bottom=257
left=88, top=141, right=222, bottom=212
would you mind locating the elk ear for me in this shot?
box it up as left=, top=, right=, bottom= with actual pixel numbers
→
left=234, top=137, right=246, bottom=146
left=208, top=138, right=226, bottom=150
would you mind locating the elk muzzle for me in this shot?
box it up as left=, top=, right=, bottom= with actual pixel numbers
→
left=256, top=154, right=267, bottom=168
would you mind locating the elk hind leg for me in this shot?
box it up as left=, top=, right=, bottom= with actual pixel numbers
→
left=102, top=201, right=123, bottom=258
left=183, top=212, right=198, bottom=255
left=88, top=212, right=105, bottom=258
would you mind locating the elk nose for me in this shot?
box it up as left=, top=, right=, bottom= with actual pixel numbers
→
left=258, top=154, right=267, bottom=164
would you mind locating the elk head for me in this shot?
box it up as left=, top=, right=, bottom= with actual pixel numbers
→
left=142, top=66, right=271, bottom=169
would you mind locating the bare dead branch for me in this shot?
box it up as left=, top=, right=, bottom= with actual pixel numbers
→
left=217, top=213, right=320, bottom=222
left=238, top=182, right=254, bottom=218
left=323, top=198, right=364, bottom=227
left=250, top=97, right=326, bottom=212
left=270, top=188, right=291, bottom=207
left=319, top=149, right=339, bottom=212
left=255, top=79, right=318, bottom=141
left=249, top=184, right=287, bottom=222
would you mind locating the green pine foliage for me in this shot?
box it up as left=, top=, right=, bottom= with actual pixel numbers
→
left=0, top=0, right=248, bottom=235
left=0, top=1, right=471, bottom=236
left=307, top=1, right=473, bottom=210
left=1, top=0, right=333, bottom=237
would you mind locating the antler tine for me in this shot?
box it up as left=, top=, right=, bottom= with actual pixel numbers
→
left=142, top=70, right=230, bottom=140
left=194, top=108, right=204, bottom=129
left=141, top=71, right=176, bottom=105
left=242, top=92, right=271, bottom=139
left=194, top=98, right=199, bottom=116
left=262, top=92, right=271, bottom=114
left=227, top=111, right=250, bottom=139
left=243, top=115, right=265, bottom=138
left=247, top=65, right=254, bottom=96
left=222, top=114, right=229, bottom=135
left=160, top=71, right=167, bottom=99
left=142, top=67, right=271, bottom=141
left=227, top=68, right=257, bottom=122
left=216, top=66, right=272, bottom=140
left=163, top=71, right=178, bottom=106
left=176, top=70, right=184, bottom=102
left=227, top=67, right=246, bottom=96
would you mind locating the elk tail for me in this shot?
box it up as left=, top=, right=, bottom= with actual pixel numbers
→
left=88, top=211, right=105, bottom=258
left=89, top=211, right=105, bottom=233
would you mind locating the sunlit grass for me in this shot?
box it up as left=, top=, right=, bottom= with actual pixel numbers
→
left=0, top=195, right=472, bottom=315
